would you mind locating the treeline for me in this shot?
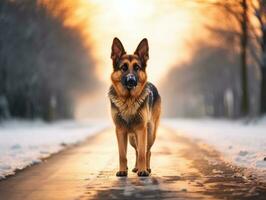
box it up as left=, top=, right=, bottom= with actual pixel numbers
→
left=0, top=0, right=98, bottom=121
left=162, top=0, right=265, bottom=118
left=162, top=41, right=259, bottom=118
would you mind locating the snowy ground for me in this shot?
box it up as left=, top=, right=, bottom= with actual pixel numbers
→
left=0, top=119, right=109, bottom=179
left=1, top=117, right=266, bottom=182
left=164, top=118, right=266, bottom=177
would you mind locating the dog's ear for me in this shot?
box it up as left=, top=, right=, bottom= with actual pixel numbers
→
left=134, top=38, right=149, bottom=66
left=111, top=37, right=126, bottom=63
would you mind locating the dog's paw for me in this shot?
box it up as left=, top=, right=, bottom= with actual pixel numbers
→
left=137, top=170, right=150, bottom=177
left=116, top=171, right=128, bottom=177
left=147, top=168, right=151, bottom=173
left=132, top=167, right=138, bottom=173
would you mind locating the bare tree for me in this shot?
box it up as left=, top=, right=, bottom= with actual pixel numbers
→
left=214, top=0, right=250, bottom=116
left=240, top=0, right=249, bottom=116
left=253, top=0, right=266, bottom=114
left=200, top=0, right=266, bottom=116
left=187, top=0, right=250, bottom=116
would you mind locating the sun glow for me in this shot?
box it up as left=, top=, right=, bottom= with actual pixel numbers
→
left=41, top=0, right=206, bottom=84
left=88, top=0, right=207, bottom=83
left=40, top=0, right=213, bottom=118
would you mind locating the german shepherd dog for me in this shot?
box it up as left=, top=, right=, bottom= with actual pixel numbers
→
left=108, top=38, right=161, bottom=177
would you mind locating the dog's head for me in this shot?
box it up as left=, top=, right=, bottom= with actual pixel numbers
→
left=110, top=37, right=149, bottom=97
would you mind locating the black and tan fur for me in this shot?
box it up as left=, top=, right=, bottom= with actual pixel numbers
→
left=108, top=38, right=161, bottom=177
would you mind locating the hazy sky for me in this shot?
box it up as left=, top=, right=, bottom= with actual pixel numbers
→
left=88, top=0, right=206, bottom=83
left=47, top=0, right=209, bottom=84
left=41, top=0, right=217, bottom=118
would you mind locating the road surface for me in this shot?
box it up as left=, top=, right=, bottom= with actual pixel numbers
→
left=0, top=126, right=265, bottom=200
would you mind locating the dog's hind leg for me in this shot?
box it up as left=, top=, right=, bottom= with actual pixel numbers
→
left=129, top=134, right=138, bottom=173
left=146, top=103, right=161, bottom=174
left=146, top=150, right=151, bottom=173
left=146, top=122, right=154, bottom=173
left=132, top=150, right=138, bottom=173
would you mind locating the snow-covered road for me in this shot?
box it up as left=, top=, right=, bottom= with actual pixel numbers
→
left=1, top=127, right=266, bottom=200
left=1, top=118, right=266, bottom=183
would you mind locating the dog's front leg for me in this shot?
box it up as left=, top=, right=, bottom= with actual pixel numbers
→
left=115, top=126, right=128, bottom=176
left=136, top=125, right=149, bottom=176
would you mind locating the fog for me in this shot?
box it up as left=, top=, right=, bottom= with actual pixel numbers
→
left=0, top=0, right=265, bottom=120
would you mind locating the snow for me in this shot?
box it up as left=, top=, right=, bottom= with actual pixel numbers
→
left=0, top=119, right=108, bottom=179
left=1, top=117, right=266, bottom=181
left=164, top=118, right=266, bottom=178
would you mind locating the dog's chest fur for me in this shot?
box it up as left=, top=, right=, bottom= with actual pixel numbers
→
left=109, top=86, right=149, bottom=122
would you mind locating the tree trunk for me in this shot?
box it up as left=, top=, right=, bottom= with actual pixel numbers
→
left=261, top=66, right=266, bottom=114
left=260, top=25, right=266, bottom=114
left=240, top=0, right=249, bottom=116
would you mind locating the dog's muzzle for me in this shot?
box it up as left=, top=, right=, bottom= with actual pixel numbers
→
left=125, top=74, right=137, bottom=89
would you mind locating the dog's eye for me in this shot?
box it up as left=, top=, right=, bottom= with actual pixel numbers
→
left=121, top=64, right=128, bottom=72
left=134, top=64, right=140, bottom=71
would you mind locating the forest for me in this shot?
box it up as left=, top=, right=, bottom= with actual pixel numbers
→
left=0, top=0, right=265, bottom=120
left=0, top=0, right=98, bottom=121
left=162, top=0, right=266, bottom=118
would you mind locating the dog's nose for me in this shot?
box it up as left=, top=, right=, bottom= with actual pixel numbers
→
left=126, top=74, right=137, bottom=89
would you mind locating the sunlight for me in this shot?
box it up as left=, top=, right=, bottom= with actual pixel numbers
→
left=86, top=0, right=206, bottom=83
left=109, top=0, right=140, bottom=18
left=40, top=0, right=211, bottom=118
left=41, top=0, right=207, bottom=83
